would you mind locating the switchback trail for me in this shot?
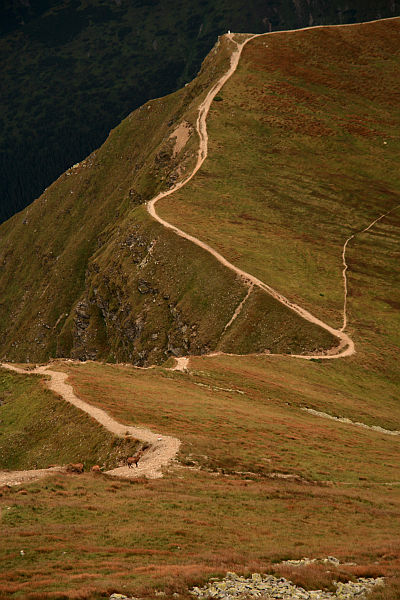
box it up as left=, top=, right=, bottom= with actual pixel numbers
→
left=1, top=21, right=399, bottom=487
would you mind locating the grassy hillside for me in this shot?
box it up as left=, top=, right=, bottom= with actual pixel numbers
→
left=2, top=470, right=399, bottom=599
left=59, top=360, right=400, bottom=484
left=158, top=18, right=400, bottom=391
left=0, top=33, right=336, bottom=365
left=158, top=18, right=400, bottom=330
left=0, top=17, right=399, bottom=600
left=0, top=367, right=139, bottom=470
left=2, top=1, right=399, bottom=224
left=0, top=21, right=400, bottom=600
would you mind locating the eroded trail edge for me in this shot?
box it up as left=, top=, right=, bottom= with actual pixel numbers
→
left=1, top=363, right=181, bottom=483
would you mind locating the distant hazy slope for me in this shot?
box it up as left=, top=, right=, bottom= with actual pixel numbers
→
left=1, top=0, right=399, bottom=224
left=0, top=36, right=335, bottom=365
left=159, top=18, right=400, bottom=335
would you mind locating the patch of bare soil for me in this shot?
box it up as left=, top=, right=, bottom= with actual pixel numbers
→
left=0, top=466, right=64, bottom=487
left=169, top=121, right=192, bottom=156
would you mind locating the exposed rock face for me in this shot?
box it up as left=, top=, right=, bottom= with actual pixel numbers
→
left=0, top=34, right=235, bottom=365
left=70, top=221, right=247, bottom=365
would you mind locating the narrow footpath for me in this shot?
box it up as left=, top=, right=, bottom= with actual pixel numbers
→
left=148, top=29, right=398, bottom=367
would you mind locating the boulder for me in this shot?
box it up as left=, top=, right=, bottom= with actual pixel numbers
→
left=67, top=463, right=84, bottom=474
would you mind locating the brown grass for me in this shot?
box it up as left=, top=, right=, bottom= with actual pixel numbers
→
left=270, top=563, right=354, bottom=591
left=57, top=360, right=400, bottom=485
left=1, top=470, right=399, bottom=598
left=368, top=577, right=400, bottom=600
left=1, top=19, right=400, bottom=600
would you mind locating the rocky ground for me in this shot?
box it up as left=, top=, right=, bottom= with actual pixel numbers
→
left=109, top=562, right=384, bottom=600
left=189, top=571, right=384, bottom=600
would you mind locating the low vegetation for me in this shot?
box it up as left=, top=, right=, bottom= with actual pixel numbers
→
left=0, top=32, right=335, bottom=366
left=159, top=18, right=400, bottom=330
left=60, top=360, right=399, bottom=484
left=1, top=468, right=399, bottom=599
left=0, top=368, right=138, bottom=471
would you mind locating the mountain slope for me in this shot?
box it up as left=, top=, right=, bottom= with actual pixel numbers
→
left=0, top=34, right=335, bottom=365
left=0, top=367, right=139, bottom=471
left=158, top=18, right=400, bottom=357
left=1, top=0, right=399, bottom=223
left=1, top=19, right=398, bottom=366
left=1, top=19, right=400, bottom=600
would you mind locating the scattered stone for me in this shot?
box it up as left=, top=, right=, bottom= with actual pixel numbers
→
left=301, top=408, right=400, bottom=436
left=281, top=556, right=341, bottom=567
left=109, top=594, right=140, bottom=600
left=190, top=571, right=384, bottom=600
left=137, top=280, right=153, bottom=294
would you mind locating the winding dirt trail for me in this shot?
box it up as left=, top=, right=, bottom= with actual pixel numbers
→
left=340, top=205, right=400, bottom=332
left=1, top=363, right=180, bottom=484
left=2, top=20, right=399, bottom=486
left=149, top=27, right=398, bottom=367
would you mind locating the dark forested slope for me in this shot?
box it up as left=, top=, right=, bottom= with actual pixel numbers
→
left=1, top=0, right=399, bottom=223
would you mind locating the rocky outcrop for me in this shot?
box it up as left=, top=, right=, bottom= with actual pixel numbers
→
left=107, top=568, right=384, bottom=600
left=69, top=220, right=246, bottom=365
left=190, top=571, right=384, bottom=600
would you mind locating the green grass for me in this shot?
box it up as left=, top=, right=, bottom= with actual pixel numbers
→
left=1, top=358, right=399, bottom=598
left=0, top=32, right=336, bottom=366
left=0, top=368, right=138, bottom=470
left=0, top=53, right=212, bottom=362
left=155, top=19, right=400, bottom=430
left=0, top=19, right=399, bottom=600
